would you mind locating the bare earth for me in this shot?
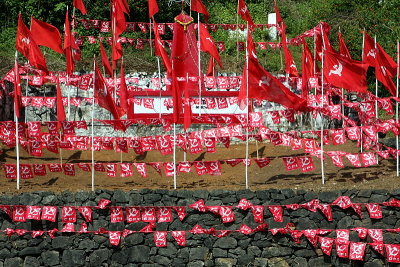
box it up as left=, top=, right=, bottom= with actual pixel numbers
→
left=0, top=139, right=398, bottom=194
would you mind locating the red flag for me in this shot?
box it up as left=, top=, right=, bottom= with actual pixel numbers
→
left=56, top=76, right=66, bottom=122
left=323, top=50, right=368, bottom=93
left=238, top=0, right=256, bottom=27
left=376, top=50, right=397, bottom=96
left=191, top=0, right=209, bottom=23
left=100, top=41, right=113, bottom=77
left=282, top=25, right=298, bottom=77
left=15, top=14, right=48, bottom=73
left=153, top=19, right=172, bottom=73
left=112, top=0, right=129, bottom=66
left=148, top=0, right=159, bottom=18
left=73, top=0, right=87, bottom=15
left=364, top=32, right=397, bottom=76
left=206, top=57, right=215, bottom=76
left=338, top=31, right=351, bottom=59
left=63, top=10, right=75, bottom=74
left=315, top=22, right=331, bottom=62
left=274, top=0, right=283, bottom=25
left=199, top=22, right=223, bottom=69
left=301, top=38, right=313, bottom=98
left=30, top=17, right=63, bottom=54
left=94, top=61, right=122, bottom=120
left=120, top=58, right=129, bottom=115
left=238, top=33, right=307, bottom=111
left=184, top=79, right=192, bottom=131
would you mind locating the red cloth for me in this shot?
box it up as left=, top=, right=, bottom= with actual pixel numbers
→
left=30, top=17, right=63, bottom=54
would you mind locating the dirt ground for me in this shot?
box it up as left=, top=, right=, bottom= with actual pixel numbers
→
left=0, top=138, right=398, bottom=194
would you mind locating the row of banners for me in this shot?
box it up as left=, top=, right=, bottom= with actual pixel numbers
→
left=2, top=197, right=400, bottom=262
left=3, top=196, right=400, bottom=224
left=1, top=150, right=381, bottom=179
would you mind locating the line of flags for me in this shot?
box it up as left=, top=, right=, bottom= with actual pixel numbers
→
left=13, top=0, right=399, bottom=125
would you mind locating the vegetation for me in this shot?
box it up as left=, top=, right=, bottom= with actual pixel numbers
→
left=0, top=0, right=399, bottom=95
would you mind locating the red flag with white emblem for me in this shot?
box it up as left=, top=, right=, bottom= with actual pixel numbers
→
left=323, top=50, right=368, bottom=93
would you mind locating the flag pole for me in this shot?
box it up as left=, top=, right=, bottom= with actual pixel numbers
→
left=360, top=30, right=365, bottom=153
left=157, top=57, right=162, bottom=119
left=320, top=23, right=325, bottom=185
left=14, top=51, right=20, bottom=190
left=173, top=122, right=177, bottom=189
left=245, top=22, right=249, bottom=189
left=197, top=13, right=202, bottom=116
left=91, top=57, right=96, bottom=192
left=374, top=35, right=379, bottom=164
left=67, top=74, right=71, bottom=120
left=236, top=0, right=240, bottom=63
left=396, top=40, right=399, bottom=176
left=150, top=19, right=153, bottom=56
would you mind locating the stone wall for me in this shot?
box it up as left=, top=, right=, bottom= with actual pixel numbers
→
left=0, top=188, right=396, bottom=266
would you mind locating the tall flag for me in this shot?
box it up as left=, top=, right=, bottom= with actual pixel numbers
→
left=30, top=17, right=63, bottom=54
left=323, top=50, right=368, bottom=94
left=13, top=60, right=22, bottom=119
left=191, top=0, right=209, bottom=23
left=100, top=41, right=113, bottom=77
left=363, top=32, right=375, bottom=66
left=281, top=26, right=298, bottom=77
left=274, top=1, right=298, bottom=77
left=199, top=22, right=223, bottom=69
left=148, top=0, right=159, bottom=18
left=153, top=19, right=172, bottom=73
left=56, top=76, right=66, bottom=122
left=238, top=32, right=307, bottom=111
left=15, top=14, right=48, bottom=73
left=119, top=58, right=129, bottom=115
left=315, top=22, right=331, bottom=61
left=238, top=0, right=256, bottom=27
left=207, top=57, right=215, bottom=76
left=364, top=32, right=397, bottom=76
left=94, top=61, right=122, bottom=120
left=338, top=31, right=351, bottom=59
left=112, top=0, right=129, bottom=68
left=302, top=38, right=313, bottom=99
left=63, top=10, right=77, bottom=75
left=183, top=79, right=192, bottom=131
left=375, top=48, right=397, bottom=96
left=171, top=71, right=183, bottom=123
left=73, top=0, right=87, bottom=15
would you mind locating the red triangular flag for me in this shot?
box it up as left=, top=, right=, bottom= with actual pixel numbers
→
left=191, top=0, right=209, bottom=23
left=100, top=41, right=113, bottom=77
left=199, top=22, right=223, bottom=69
left=73, top=0, right=87, bottom=15
left=148, top=0, right=159, bottom=18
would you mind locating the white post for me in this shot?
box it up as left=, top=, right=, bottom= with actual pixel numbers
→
left=360, top=30, right=365, bottom=153
left=173, top=123, right=177, bottom=189
left=320, top=24, right=325, bottom=185
left=149, top=19, right=153, bottom=56
left=67, top=74, right=71, bottom=120
left=396, top=40, right=399, bottom=176
left=245, top=22, right=249, bottom=189
left=14, top=51, right=20, bottom=190
left=91, top=58, right=96, bottom=191
left=197, top=13, right=202, bottom=115
left=374, top=35, right=379, bottom=164
left=157, top=57, right=162, bottom=119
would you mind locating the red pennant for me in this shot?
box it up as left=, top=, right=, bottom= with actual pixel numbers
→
left=154, top=231, right=167, bottom=247
left=110, top=207, right=124, bottom=223
left=251, top=205, right=264, bottom=223
left=349, top=242, right=366, bottom=261
left=98, top=199, right=111, bottom=209
left=302, top=229, right=318, bottom=247
left=365, top=203, right=382, bottom=219
left=317, top=204, right=332, bottom=221
left=62, top=206, right=76, bottom=223
left=109, top=231, right=121, bottom=246
left=149, top=162, right=162, bottom=176
left=219, top=206, right=235, bottom=223
left=126, top=207, right=141, bottom=223
left=189, top=199, right=208, bottom=212
left=13, top=205, right=26, bottom=222
left=236, top=224, right=253, bottom=235
left=319, top=237, right=334, bottom=256
left=142, top=207, right=156, bottom=222
left=172, top=206, right=186, bottom=221
left=172, top=231, right=186, bottom=246
left=268, top=205, right=283, bottom=222
left=236, top=198, right=253, bottom=210
left=133, top=163, right=147, bottom=178
left=61, top=222, right=75, bottom=232
left=282, top=157, right=299, bottom=171
left=26, top=206, right=41, bottom=220
left=41, top=206, right=57, bottom=222
left=367, top=229, right=383, bottom=243
left=157, top=207, right=172, bottom=223
left=386, top=244, right=400, bottom=263
left=332, top=196, right=352, bottom=209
